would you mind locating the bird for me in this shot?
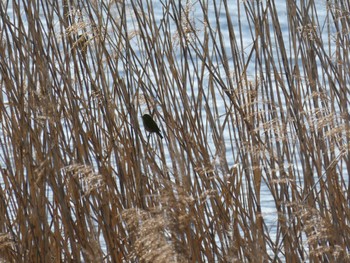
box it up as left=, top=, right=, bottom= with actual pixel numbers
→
left=142, top=114, right=163, bottom=139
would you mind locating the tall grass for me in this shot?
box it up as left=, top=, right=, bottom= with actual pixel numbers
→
left=0, top=0, right=349, bottom=262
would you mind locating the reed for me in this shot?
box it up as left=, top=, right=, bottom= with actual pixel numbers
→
left=0, top=0, right=349, bottom=262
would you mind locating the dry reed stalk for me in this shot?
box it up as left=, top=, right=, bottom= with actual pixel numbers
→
left=0, top=0, right=349, bottom=262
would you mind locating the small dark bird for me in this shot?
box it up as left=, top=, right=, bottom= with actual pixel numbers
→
left=142, top=114, right=163, bottom=139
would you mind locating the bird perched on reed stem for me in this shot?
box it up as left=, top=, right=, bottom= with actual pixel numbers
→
left=142, top=114, right=163, bottom=139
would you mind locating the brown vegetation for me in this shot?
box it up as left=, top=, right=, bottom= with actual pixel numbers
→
left=0, top=0, right=349, bottom=262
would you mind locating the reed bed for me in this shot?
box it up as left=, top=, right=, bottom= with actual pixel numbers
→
left=0, top=0, right=349, bottom=262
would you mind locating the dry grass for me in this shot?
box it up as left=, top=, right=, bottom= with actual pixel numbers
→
left=0, top=0, right=349, bottom=262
